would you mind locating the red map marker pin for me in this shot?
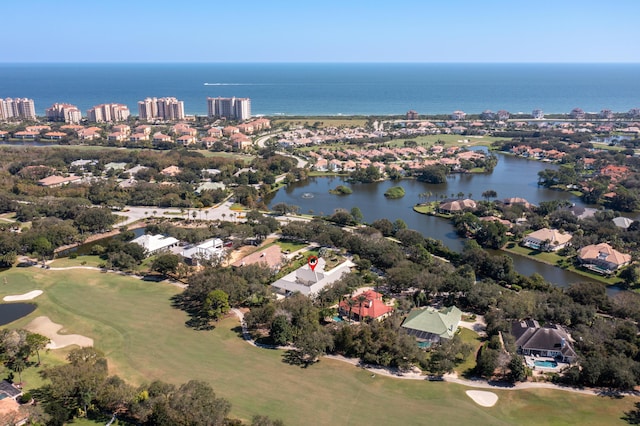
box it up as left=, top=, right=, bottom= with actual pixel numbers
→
left=307, top=255, right=318, bottom=271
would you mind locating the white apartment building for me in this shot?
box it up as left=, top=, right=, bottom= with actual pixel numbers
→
left=0, top=98, right=36, bottom=120
left=138, top=97, right=185, bottom=121
left=45, top=103, right=82, bottom=124
left=207, top=97, right=251, bottom=121
left=87, top=103, right=130, bottom=123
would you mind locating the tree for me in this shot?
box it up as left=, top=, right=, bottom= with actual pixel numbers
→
left=350, top=207, right=364, bottom=224
left=270, top=315, right=294, bottom=346
left=96, top=375, right=136, bottom=416
left=32, top=236, right=53, bottom=265
left=165, top=380, right=231, bottom=426
left=482, top=189, right=497, bottom=201
left=26, top=332, right=50, bottom=365
left=508, top=355, right=527, bottom=382
left=294, top=326, right=334, bottom=364
left=152, top=253, right=181, bottom=277
left=202, top=289, right=231, bottom=323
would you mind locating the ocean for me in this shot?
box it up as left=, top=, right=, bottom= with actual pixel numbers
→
left=1, top=63, right=639, bottom=117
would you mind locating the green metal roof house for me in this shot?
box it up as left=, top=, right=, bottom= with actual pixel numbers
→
left=401, top=306, right=462, bottom=344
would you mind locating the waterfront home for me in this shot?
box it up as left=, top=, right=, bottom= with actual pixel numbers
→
left=577, top=243, right=631, bottom=274
left=511, top=320, right=577, bottom=363
left=503, top=197, right=533, bottom=209
left=44, top=131, right=67, bottom=140
left=338, top=290, right=394, bottom=322
left=401, top=306, right=462, bottom=345
left=270, top=258, right=351, bottom=297
left=131, top=234, right=179, bottom=256
left=438, top=199, right=476, bottom=214
left=521, top=228, right=572, bottom=252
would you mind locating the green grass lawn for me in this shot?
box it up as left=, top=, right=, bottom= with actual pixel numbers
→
left=413, top=203, right=436, bottom=214
left=504, top=243, right=620, bottom=286
left=274, top=240, right=309, bottom=253
left=0, top=267, right=636, bottom=425
left=454, top=328, right=483, bottom=375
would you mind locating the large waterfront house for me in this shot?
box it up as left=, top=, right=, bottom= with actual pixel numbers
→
left=521, top=228, right=572, bottom=252
left=401, top=306, right=462, bottom=345
left=577, top=243, right=632, bottom=274
left=437, top=199, right=477, bottom=214
left=511, top=320, right=577, bottom=363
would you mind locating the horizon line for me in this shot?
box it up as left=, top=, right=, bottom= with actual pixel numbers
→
left=1, top=61, right=640, bottom=65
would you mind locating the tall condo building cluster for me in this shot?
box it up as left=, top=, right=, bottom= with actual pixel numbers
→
left=207, top=97, right=251, bottom=121
left=46, top=103, right=82, bottom=124
left=87, top=103, right=130, bottom=123
left=0, top=98, right=36, bottom=120
left=138, top=97, right=185, bottom=121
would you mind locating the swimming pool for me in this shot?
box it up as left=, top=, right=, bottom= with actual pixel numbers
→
left=332, top=316, right=344, bottom=322
left=534, top=360, right=558, bottom=368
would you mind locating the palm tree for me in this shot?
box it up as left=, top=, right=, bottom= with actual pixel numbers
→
left=345, top=297, right=357, bottom=323
left=355, top=293, right=369, bottom=322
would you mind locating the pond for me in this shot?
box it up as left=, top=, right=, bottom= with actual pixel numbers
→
left=0, top=303, right=36, bottom=326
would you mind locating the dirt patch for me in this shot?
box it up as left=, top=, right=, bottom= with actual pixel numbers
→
left=3, top=290, right=43, bottom=301
left=25, top=316, right=93, bottom=349
left=465, top=390, right=498, bottom=407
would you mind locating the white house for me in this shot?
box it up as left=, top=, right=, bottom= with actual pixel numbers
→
left=131, top=234, right=180, bottom=255
left=181, top=238, right=225, bottom=265
left=271, top=258, right=352, bottom=297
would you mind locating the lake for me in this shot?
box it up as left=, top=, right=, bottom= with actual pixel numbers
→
left=267, top=151, right=623, bottom=293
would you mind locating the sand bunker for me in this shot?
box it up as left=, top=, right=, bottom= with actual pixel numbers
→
left=466, top=390, right=498, bottom=407
left=3, top=290, right=43, bottom=301
left=25, top=316, right=93, bottom=349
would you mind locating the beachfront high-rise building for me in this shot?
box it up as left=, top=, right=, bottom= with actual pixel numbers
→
left=87, top=103, right=130, bottom=123
left=46, top=103, right=82, bottom=124
left=532, top=109, right=544, bottom=119
left=137, top=97, right=185, bottom=121
left=207, top=97, right=251, bottom=121
left=0, top=98, right=36, bottom=120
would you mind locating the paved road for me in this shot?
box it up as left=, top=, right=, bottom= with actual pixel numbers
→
left=113, top=200, right=245, bottom=227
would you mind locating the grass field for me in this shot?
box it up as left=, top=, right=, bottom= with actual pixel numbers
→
left=0, top=267, right=637, bottom=425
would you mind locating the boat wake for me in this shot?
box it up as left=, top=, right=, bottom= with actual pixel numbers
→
left=204, top=83, right=251, bottom=86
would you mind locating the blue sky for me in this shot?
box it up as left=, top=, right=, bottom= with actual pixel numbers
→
left=3, top=0, right=639, bottom=63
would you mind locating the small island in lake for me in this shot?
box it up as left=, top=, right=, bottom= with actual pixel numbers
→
left=384, top=186, right=406, bottom=199
left=329, top=185, right=353, bottom=195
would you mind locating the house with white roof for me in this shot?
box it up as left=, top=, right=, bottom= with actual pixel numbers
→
left=271, top=258, right=352, bottom=297
left=131, top=234, right=180, bottom=255
left=181, top=238, right=225, bottom=265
